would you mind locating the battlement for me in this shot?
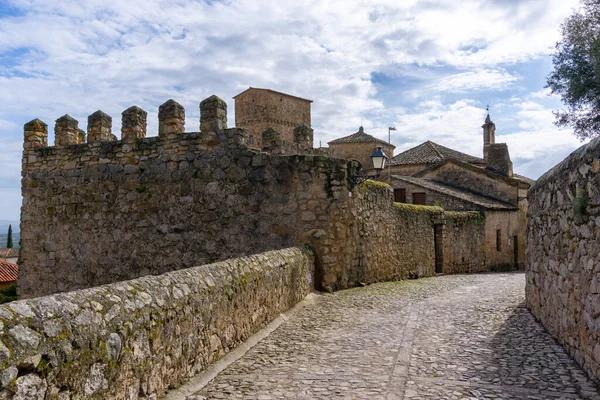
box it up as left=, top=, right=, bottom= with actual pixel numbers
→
left=23, top=95, right=322, bottom=172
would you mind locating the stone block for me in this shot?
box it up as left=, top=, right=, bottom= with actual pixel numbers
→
left=54, top=114, right=80, bottom=147
left=158, top=99, right=185, bottom=136
left=200, top=95, right=227, bottom=133
left=121, top=106, right=147, bottom=142
left=87, top=110, right=112, bottom=143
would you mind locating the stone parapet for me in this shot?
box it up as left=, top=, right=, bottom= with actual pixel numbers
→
left=200, top=95, right=227, bottom=133
left=54, top=114, right=81, bottom=147
left=526, top=135, right=600, bottom=381
left=158, top=99, right=185, bottom=136
left=87, top=110, right=112, bottom=143
left=121, top=106, right=147, bottom=142
left=0, top=247, right=313, bottom=399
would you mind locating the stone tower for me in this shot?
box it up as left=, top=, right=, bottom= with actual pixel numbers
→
left=233, top=88, right=312, bottom=147
left=482, top=113, right=496, bottom=161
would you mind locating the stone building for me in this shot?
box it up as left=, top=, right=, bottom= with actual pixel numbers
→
left=0, top=260, right=18, bottom=289
left=0, top=248, right=18, bottom=264
left=327, top=126, right=395, bottom=172
left=327, top=113, right=533, bottom=270
left=233, top=87, right=312, bottom=147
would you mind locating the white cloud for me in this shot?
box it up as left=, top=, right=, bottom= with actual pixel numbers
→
left=0, top=0, right=585, bottom=219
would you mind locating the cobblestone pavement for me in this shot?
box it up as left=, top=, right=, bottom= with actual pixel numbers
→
left=188, top=273, right=600, bottom=400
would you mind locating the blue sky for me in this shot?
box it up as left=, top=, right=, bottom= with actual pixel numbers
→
left=0, top=0, right=588, bottom=220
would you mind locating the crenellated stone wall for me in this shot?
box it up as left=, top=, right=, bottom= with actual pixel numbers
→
left=0, top=247, right=313, bottom=400
left=19, top=97, right=345, bottom=298
left=19, top=94, right=510, bottom=299
left=526, top=136, right=600, bottom=381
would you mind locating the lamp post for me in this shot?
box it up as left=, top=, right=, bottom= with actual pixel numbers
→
left=351, top=146, right=389, bottom=188
left=388, top=126, right=396, bottom=184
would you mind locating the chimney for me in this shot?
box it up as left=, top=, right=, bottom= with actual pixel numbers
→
left=486, top=143, right=513, bottom=177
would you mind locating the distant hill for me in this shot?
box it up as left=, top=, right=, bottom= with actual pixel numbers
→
left=0, top=232, right=20, bottom=249
left=0, top=221, right=21, bottom=249
left=0, top=221, right=19, bottom=233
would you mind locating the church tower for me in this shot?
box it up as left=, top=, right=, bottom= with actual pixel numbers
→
left=482, top=113, right=496, bottom=161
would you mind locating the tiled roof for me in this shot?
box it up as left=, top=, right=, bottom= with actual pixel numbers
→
left=328, top=127, right=393, bottom=147
left=391, top=175, right=518, bottom=210
left=0, top=260, right=18, bottom=283
left=0, top=248, right=18, bottom=258
left=390, top=141, right=486, bottom=166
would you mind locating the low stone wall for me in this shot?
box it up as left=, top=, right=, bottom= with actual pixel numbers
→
left=442, top=212, right=486, bottom=274
left=0, top=247, right=313, bottom=399
left=526, top=136, right=600, bottom=381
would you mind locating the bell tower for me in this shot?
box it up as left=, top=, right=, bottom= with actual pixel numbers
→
left=482, top=111, right=496, bottom=161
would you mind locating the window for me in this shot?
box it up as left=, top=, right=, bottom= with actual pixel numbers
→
left=413, top=192, right=426, bottom=205
left=394, top=188, right=406, bottom=203
left=496, top=229, right=502, bottom=251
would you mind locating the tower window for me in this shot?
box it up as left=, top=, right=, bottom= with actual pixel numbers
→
left=496, top=229, right=502, bottom=251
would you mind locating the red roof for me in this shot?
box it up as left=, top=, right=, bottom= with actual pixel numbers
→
left=0, top=260, right=18, bottom=283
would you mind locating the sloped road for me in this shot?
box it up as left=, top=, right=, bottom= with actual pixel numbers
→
left=185, top=273, right=600, bottom=400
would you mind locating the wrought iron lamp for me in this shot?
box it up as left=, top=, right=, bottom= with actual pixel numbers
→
left=351, top=146, right=388, bottom=187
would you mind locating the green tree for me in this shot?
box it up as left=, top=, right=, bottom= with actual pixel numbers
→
left=6, top=225, right=12, bottom=249
left=547, top=0, right=600, bottom=140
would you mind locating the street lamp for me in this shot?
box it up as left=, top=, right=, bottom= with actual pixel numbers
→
left=388, top=126, right=396, bottom=183
left=351, top=146, right=389, bottom=188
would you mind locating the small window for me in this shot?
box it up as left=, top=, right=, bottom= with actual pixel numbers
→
left=496, top=229, right=502, bottom=251
left=413, top=192, right=426, bottom=205
left=394, top=188, right=406, bottom=203
left=249, top=135, right=254, bottom=145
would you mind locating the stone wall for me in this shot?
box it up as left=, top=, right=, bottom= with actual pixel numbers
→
left=526, top=136, right=600, bottom=381
left=20, top=95, right=512, bottom=299
left=442, top=212, right=486, bottom=274
left=484, top=210, right=523, bottom=270
left=19, top=97, right=349, bottom=298
left=0, top=247, right=313, bottom=400
left=315, top=183, right=440, bottom=291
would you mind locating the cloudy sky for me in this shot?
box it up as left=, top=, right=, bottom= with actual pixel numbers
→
left=0, top=0, right=588, bottom=221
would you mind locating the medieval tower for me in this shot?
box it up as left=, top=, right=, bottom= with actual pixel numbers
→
left=233, top=87, right=312, bottom=147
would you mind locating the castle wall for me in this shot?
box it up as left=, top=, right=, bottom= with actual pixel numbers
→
left=0, top=247, right=313, bottom=399
left=19, top=126, right=348, bottom=298
left=526, top=136, right=600, bottom=381
left=234, top=89, right=311, bottom=147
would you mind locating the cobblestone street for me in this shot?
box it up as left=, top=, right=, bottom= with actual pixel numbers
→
left=188, top=273, right=600, bottom=399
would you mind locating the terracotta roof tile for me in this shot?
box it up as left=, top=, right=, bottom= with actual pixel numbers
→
left=0, top=260, right=18, bottom=283
left=328, top=127, right=394, bottom=147
left=390, top=141, right=485, bottom=166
